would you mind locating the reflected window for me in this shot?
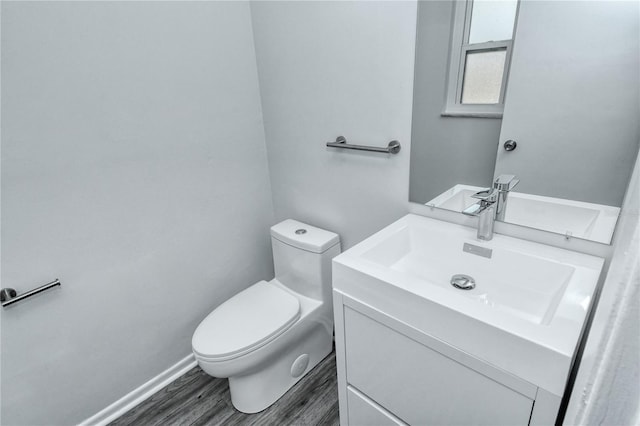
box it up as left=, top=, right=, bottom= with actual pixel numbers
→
left=468, top=0, right=518, bottom=44
left=461, top=48, right=507, bottom=104
left=444, top=0, right=518, bottom=117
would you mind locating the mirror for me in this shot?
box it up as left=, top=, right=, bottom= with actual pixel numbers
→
left=409, top=0, right=639, bottom=244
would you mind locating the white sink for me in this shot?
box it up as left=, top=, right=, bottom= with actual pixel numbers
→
left=362, top=224, right=574, bottom=326
left=428, top=184, right=620, bottom=243
left=333, top=214, right=603, bottom=396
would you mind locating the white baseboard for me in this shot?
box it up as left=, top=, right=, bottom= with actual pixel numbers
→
left=79, top=354, right=197, bottom=426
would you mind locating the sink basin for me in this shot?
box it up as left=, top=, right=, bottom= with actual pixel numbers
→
left=362, top=223, right=574, bottom=325
left=333, top=214, right=603, bottom=396
left=427, top=184, right=620, bottom=243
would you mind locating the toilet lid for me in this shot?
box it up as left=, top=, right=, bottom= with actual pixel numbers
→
left=192, top=281, right=301, bottom=361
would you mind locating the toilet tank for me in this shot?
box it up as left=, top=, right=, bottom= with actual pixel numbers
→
left=270, top=219, right=341, bottom=304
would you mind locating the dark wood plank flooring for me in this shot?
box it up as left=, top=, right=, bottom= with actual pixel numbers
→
left=110, top=352, right=339, bottom=426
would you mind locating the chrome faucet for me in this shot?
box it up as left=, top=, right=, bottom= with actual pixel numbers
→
left=462, top=174, right=520, bottom=241
left=493, top=174, right=519, bottom=221
left=462, top=188, right=498, bottom=241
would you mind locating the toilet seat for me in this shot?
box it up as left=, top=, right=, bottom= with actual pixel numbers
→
left=192, top=281, right=301, bottom=362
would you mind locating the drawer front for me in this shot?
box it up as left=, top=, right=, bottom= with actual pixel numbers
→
left=344, top=307, right=534, bottom=426
left=347, top=386, right=407, bottom=426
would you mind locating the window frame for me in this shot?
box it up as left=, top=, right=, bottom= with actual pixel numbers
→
left=443, top=0, right=519, bottom=118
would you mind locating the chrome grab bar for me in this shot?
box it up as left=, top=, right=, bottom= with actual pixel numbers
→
left=326, top=136, right=401, bottom=154
left=1, top=279, right=61, bottom=307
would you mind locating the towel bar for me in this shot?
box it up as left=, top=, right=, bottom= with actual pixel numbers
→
left=326, top=136, right=401, bottom=154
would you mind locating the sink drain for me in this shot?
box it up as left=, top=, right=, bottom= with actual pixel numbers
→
left=451, top=274, right=476, bottom=290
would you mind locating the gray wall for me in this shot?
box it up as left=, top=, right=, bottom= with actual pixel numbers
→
left=1, top=2, right=274, bottom=425
left=250, top=1, right=417, bottom=249
left=495, top=0, right=640, bottom=206
left=409, top=1, right=502, bottom=204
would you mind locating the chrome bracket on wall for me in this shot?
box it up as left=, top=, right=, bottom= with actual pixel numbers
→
left=1, top=279, right=61, bottom=308
left=326, top=136, right=401, bottom=154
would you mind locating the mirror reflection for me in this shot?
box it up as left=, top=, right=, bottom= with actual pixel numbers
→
left=409, top=0, right=639, bottom=244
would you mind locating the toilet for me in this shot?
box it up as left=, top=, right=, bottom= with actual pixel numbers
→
left=192, top=219, right=341, bottom=413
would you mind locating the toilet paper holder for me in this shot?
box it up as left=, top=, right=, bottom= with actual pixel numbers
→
left=1, top=279, right=61, bottom=308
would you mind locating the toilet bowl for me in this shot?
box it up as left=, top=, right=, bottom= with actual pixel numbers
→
left=192, top=219, right=340, bottom=413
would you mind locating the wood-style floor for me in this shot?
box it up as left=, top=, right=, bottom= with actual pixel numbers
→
left=110, top=352, right=339, bottom=426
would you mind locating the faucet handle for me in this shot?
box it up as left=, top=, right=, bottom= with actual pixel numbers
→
left=471, top=188, right=498, bottom=202
left=493, top=174, right=520, bottom=191
left=462, top=203, right=483, bottom=216
left=463, top=190, right=496, bottom=216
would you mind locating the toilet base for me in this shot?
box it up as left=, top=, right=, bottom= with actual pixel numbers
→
left=228, top=322, right=333, bottom=413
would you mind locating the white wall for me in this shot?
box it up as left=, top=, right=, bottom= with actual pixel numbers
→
left=250, top=1, right=417, bottom=249
left=1, top=2, right=274, bottom=425
left=565, top=152, right=640, bottom=425
left=495, top=0, right=640, bottom=206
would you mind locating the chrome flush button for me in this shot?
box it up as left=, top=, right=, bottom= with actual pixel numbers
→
left=295, top=229, right=307, bottom=235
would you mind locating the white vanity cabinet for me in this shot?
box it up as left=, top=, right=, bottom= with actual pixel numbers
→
left=333, top=291, right=561, bottom=426
left=330, top=215, right=603, bottom=426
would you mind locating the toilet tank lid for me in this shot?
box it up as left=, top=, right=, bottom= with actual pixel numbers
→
left=271, top=219, right=340, bottom=254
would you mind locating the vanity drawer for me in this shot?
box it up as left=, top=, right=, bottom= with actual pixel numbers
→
left=347, top=386, right=407, bottom=426
left=343, top=306, right=534, bottom=425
